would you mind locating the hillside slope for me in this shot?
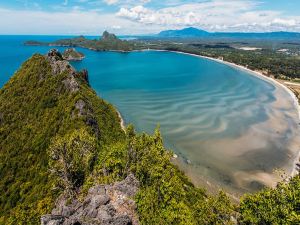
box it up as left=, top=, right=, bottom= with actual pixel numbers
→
left=0, top=49, right=125, bottom=223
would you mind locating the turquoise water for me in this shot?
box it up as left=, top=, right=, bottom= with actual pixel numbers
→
left=1, top=36, right=299, bottom=195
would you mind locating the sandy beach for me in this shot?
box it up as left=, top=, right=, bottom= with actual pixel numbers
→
left=116, top=109, right=126, bottom=131
left=144, top=49, right=300, bottom=178
left=115, top=49, right=300, bottom=194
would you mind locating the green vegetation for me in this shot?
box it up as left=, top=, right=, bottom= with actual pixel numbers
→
left=0, top=51, right=299, bottom=224
left=90, top=126, right=235, bottom=224
left=0, top=53, right=125, bottom=224
left=240, top=175, right=300, bottom=224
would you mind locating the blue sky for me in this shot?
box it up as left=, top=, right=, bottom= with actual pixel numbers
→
left=0, top=0, right=299, bottom=34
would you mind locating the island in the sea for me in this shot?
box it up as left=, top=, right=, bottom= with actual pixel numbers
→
left=62, top=48, right=84, bottom=61
left=25, top=31, right=134, bottom=51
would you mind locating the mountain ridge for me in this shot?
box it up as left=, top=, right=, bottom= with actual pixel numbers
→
left=158, top=27, right=300, bottom=39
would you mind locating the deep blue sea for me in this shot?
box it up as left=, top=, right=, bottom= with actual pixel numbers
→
left=1, top=35, right=299, bottom=195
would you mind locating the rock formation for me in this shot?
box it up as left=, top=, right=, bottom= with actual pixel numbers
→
left=41, top=174, right=140, bottom=225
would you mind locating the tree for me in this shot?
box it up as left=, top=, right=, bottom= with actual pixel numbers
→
left=47, top=128, right=96, bottom=197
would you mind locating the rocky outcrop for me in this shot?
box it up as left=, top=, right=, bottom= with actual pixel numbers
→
left=62, top=48, right=85, bottom=61
left=101, top=31, right=117, bottom=41
left=46, top=49, right=75, bottom=75
left=41, top=174, right=140, bottom=225
left=45, top=49, right=87, bottom=93
left=62, top=75, right=80, bottom=92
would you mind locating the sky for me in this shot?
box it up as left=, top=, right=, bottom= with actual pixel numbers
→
left=0, top=0, right=300, bottom=35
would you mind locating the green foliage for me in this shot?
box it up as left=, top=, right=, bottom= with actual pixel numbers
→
left=48, top=128, right=96, bottom=197
left=87, top=125, right=235, bottom=225
left=239, top=175, right=300, bottom=225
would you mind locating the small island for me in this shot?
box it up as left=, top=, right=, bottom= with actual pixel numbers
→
left=25, top=31, right=134, bottom=52
left=62, top=48, right=84, bottom=61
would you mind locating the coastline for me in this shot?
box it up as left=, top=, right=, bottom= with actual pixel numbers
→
left=173, top=50, right=300, bottom=177
left=116, top=109, right=126, bottom=132
left=134, top=48, right=300, bottom=178
left=68, top=44, right=300, bottom=182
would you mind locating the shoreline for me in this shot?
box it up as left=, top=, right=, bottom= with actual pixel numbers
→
left=174, top=51, right=300, bottom=177
left=147, top=49, right=300, bottom=174
left=75, top=45, right=300, bottom=181
left=116, top=109, right=126, bottom=132
left=131, top=48, right=300, bottom=179
left=116, top=48, right=300, bottom=179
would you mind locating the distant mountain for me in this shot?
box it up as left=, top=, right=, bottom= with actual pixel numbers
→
left=101, top=30, right=118, bottom=41
left=159, top=27, right=210, bottom=38
left=157, top=27, right=300, bottom=39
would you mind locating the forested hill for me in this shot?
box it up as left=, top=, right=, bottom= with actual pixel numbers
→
left=0, top=49, right=126, bottom=223
left=0, top=49, right=299, bottom=224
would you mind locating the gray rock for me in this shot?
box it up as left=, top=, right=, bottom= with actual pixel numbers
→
left=113, top=173, right=139, bottom=197
left=62, top=75, right=79, bottom=92
left=97, top=208, right=112, bottom=221
left=100, top=204, right=116, bottom=217
left=75, top=99, right=86, bottom=116
left=88, top=185, right=106, bottom=195
left=42, top=175, right=140, bottom=225
left=111, top=215, right=132, bottom=225
left=41, top=215, right=64, bottom=225
left=90, top=194, right=110, bottom=208
left=84, top=207, right=98, bottom=218
left=46, top=49, right=75, bottom=75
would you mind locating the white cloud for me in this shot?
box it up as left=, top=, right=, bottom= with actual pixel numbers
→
left=0, top=0, right=299, bottom=34
left=117, top=1, right=300, bottom=32
left=103, top=0, right=151, bottom=6
left=103, top=0, right=119, bottom=5
left=112, top=25, right=121, bottom=29
left=0, top=7, right=150, bottom=35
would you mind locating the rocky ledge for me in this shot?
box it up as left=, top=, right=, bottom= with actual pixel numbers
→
left=41, top=174, right=140, bottom=225
left=45, top=49, right=88, bottom=93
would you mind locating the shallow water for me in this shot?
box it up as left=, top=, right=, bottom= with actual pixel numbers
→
left=1, top=36, right=299, bottom=195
